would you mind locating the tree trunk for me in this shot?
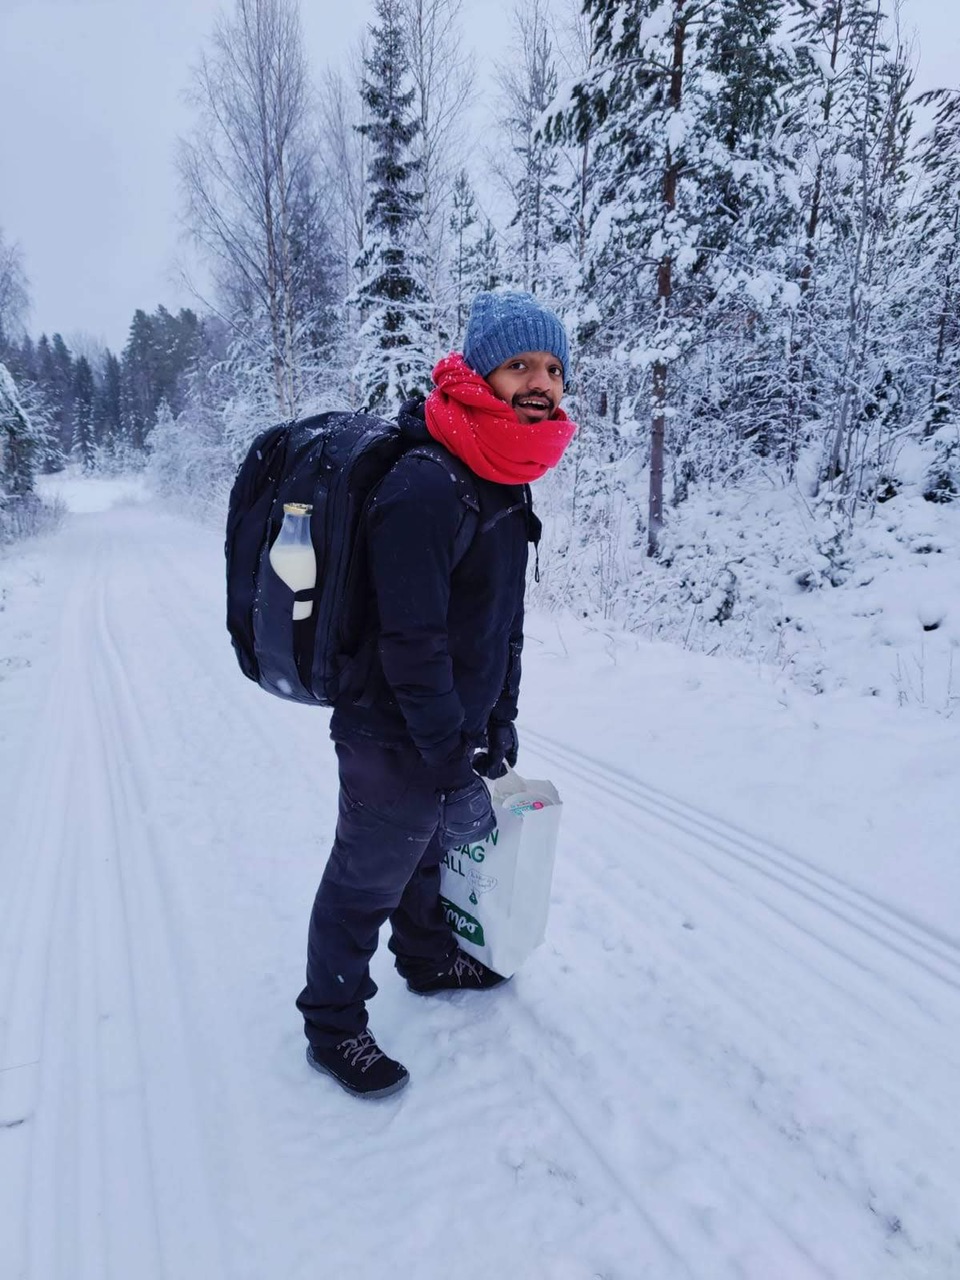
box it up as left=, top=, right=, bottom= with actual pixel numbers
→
left=648, top=3, right=685, bottom=558
left=648, top=355, right=667, bottom=556
left=822, top=3, right=886, bottom=489
left=785, top=2, right=845, bottom=476
left=928, top=199, right=959, bottom=435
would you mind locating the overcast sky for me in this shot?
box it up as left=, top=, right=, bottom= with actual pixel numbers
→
left=1, top=0, right=958, bottom=352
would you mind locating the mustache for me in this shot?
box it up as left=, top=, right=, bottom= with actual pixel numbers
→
left=511, top=392, right=555, bottom=412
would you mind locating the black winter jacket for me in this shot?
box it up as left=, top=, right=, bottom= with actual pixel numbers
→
left=330, top=399, right=539, bottom=768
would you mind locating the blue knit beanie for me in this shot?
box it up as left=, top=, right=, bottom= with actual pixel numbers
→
left=463, top=290, right=569, bottom=379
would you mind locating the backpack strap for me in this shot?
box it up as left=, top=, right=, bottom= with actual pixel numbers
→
left=523, top=484, right=542, bottom=582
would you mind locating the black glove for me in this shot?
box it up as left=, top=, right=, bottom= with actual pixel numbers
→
left=472, top=721, right=518, bottom=780
left=438, top=775, right=496, bottom=848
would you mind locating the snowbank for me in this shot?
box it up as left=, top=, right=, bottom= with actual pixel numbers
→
left=534, top=474, right=960, bottom=714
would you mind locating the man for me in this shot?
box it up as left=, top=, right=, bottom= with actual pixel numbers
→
left=296, top=291, right=576, bottom=1099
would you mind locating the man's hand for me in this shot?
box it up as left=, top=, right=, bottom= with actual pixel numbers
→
left=472, top=721, right=518, bottom=780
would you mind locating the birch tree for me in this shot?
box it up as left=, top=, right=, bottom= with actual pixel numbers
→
left=318, top=56, right=369, bottom=306
left=402, top=0, right=473, bottom=347
left=178, top=0, right=334, bottom=416
left=0, top=227, right=29, bottom=346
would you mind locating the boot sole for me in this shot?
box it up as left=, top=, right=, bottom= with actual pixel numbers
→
left=305, top=1046, right=410, bottom=1099
left=406, top=976, right=509, bottom=996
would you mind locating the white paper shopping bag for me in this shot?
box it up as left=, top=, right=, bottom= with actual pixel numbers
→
left=439, top=767, right=562, bottom=977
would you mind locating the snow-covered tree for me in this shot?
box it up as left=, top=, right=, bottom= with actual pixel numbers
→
left=495, top=0, right=565, bottom=299
left=120, top=307, right=206, bottom=453
left=0, top=362, right=45, bottom=497
left=94, top=351, right=123, bottom=457
left=447, top=170, right=506, bottom=343
left=912, top=88, right=960, bottom=503
left=551, top=0, right=803, bottom=554
left=913, top=91, right=960, bottom=434
left=777, top=3, right=916, bottom=497
left=352, top=0, right=433, bottom=411
left=35, top=332, right=75, bottom=461
left=72, top=355, right=96, bottom=472
left=402, top=0, right=473, bottom=348
left=179, top=0, right=337, bottom=415
left=318, top=56, right=370, bottom=306
left=0, top=227, right=29, bottom=345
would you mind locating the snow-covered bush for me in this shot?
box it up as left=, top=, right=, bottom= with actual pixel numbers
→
left=146, top=401, right=238, bottom=522
left=0, top=490, right=66, bottom=545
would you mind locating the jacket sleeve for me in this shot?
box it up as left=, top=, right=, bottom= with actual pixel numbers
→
left=365, top=454, right=468, bottom=766
left=489, top=600, right=523, bottom=726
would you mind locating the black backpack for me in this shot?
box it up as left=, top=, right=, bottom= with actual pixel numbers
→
left=225, top=410, right=478, bottom=705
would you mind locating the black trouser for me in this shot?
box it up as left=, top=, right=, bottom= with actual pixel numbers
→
left=296, top=738, right=459, bottom=1048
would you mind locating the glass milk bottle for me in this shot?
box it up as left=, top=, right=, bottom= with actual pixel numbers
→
left=269, top=502, right=316, bottom=620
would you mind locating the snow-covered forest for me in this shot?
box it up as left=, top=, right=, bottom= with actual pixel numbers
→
left=2, top=0, right=959, bottom=706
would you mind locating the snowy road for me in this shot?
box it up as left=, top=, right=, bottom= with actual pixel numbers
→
left=1, top=497, right=959, bottom=1279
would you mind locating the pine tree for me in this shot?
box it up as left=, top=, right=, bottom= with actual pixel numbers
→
left=72, top=356, right=96, bottom=472
left=42, top=333, right=75, bottom=459
left=121, top=310, right=157, bottom=451
left=447, top=181, right=504, bottom=345
left=352, top=0, right=433, bottom=412
left=94, top=350, right=124, bottom=456
left=117, top=307, right=205, bottom=454
left=471, top=221, right=503, bottom=295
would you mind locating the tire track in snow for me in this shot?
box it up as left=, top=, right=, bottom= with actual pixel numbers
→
left=0, top=535, right=162, bottom=1280
left=523, top=726, right=960, bottom=1140
left=97, top=520, right=301, bottom=1280
left=497, top=998, right=863, bottom=1280
left=88, top=550, right=230, bottom=1280
left=517, top=727, right=960, bottom=1274
left=1, top=524, right=230, bottom=1280
left=524, top=727, right=960, bottom=1004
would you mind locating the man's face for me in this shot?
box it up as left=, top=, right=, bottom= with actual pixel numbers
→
left=485, top=351, right=564, bottom=425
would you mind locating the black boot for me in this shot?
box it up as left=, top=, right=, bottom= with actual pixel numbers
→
left=405, top=948, right=509, bottom=995
left=305, top=1031, right=409, bottom=1098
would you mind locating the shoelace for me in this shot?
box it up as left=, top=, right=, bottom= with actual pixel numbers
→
left=338, top=1031, right=384, bottom=1073
left=451, top=952, right=483, bottom=985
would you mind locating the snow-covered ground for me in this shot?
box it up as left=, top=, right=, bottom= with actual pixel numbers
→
left=1, top=477, right=959, bottom=1280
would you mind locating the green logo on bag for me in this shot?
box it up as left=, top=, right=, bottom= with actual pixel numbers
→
left=439, top=896, right=485, bottom=947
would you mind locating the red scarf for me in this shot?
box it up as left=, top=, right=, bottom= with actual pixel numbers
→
left=424, top=352, right=577, bottom=485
